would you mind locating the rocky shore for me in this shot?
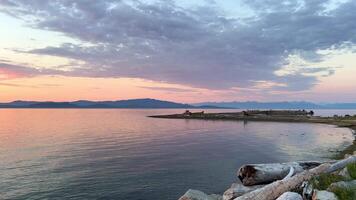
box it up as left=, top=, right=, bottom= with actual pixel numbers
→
left=150, top=110, right=356, bottom=200
left=178, top=155, right=356, bottom=200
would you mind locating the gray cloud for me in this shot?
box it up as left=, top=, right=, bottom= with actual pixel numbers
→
left=1, top=0, right=355, bottom=90
left=0, top=62, right=41, bottom=78
left=0, top=62, right=65, bottom=78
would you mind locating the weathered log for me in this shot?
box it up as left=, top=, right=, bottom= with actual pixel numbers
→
left=223, top=183, right=264, bottom=200
left=234, top=163, right=331, bottom=200
left=325, top=155, right=356, bottom=173
left=276, top=192, right=302, bottom=200
left=238, top=161, right=322, bottom=186
left=223, top=168, right=293, bottom=200
left=282, top=167, right=294, bottom=180
left=234, top=156, right=356, bottom=200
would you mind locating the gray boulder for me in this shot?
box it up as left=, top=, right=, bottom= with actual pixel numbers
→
left=328, top=180, right=356, bottom=191
left=312, top=190, right=338, bottom=200
left=178, top=189, right=222, bottom=200
left=223, top=183, right=264, bottom=200
left=338, top=167, right=352, bottom=180
left=276, top=192, right=303, bottom=200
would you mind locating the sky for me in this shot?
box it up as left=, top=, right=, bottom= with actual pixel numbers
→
left=0, top=0, right=356, bottom=103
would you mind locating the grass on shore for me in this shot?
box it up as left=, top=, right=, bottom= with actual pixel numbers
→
left=346, top=162, right=356, bottom=179
left=333, top=143, right=356, bottom=160
left=310, top=173, right=345, bottom=190
left=310, top=163, right=356, bottom=200
left=330, top=187, right=356, bottom=200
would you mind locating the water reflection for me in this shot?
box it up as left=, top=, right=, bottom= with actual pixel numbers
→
left=0, top=109, right=353, bottom=200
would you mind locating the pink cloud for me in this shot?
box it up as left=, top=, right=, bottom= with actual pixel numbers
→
left=0, top=68, right=26, bottom=79
left=0, top=63, right=40, bottom=79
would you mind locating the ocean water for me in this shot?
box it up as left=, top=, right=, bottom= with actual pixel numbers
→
left=0, top=109, right=354, bottom=200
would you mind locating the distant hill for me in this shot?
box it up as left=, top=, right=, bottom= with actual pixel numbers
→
left=2, top=99, right=355, bottom=109
left=0, top=98, right=223, bottom=109
left=193, top=101, right=356, bottom=109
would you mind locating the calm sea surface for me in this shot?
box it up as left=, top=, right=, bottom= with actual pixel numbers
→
left=0, top=109, right=354, bottom=200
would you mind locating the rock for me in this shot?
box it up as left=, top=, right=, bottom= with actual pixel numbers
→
left=328, top=180, right=356, bottom=191
left=312, top=190, right=338, bottom=200
left=338, top=167, right=351, bottom=179
left=344, top=154, right=351, bottom=159
left=178, top=189, right=222, bottom=200
left=344, top=151, right=356, bottom=158
left=209, top=194, right=223, bottom=200
left=276, top=192, right=303, bottom=200
left=222, top=183, right=264, bottom=200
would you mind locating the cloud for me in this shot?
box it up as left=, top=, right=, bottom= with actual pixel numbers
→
left=0, top=82, right=35, bottom=88
left=138, top=86, right=195, bottom=93
left=1, top=0, right=355, bottom=91
left=0, top=62, right=65, bottom=79
left=0, top=62, right=40, bottom=79
left=39, top=83, right=62, bottom=87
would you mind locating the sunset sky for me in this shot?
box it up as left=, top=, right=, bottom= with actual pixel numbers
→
left=1, top=0, right=356, bottom=103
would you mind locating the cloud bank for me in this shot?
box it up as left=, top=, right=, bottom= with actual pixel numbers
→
left=1, top=0, right=356, bottom=91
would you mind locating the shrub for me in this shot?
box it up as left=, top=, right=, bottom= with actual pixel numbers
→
left=310, top=173, right=345, bottom=190
left=346, top=162, right=356, bottom=179
left=330, top=186, right=356, bottom=200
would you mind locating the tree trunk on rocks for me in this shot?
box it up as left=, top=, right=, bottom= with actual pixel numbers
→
left=234, top=163, right=331, bottom=200
left=325, top=155, right=356, bottom=173
left=238, top=161, right=323, bottom=186
left=234, top=156, right=355, bottom=200
left=223, top=183, right=264, bottom=200
left=276, top=192, right=303, bottom=200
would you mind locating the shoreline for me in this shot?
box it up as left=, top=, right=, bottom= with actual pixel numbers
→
left=149, top=110, right=356, bottom=159
left=157, top=111, right=356, bottom=200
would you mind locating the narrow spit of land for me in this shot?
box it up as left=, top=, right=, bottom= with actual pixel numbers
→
left=150, top=110, right=356, bottom=158
left=149, top=110, right=356, bottom=131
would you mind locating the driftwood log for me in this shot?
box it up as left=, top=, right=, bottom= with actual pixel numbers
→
left=234, top=163, right=331, bottom=200
left=326, top=155, right=356, bottom=173
left=234, top=156, right=356, bottom=200
left=224, top=167, right=294, bottom=200
left=238, top=161, right=322, bottom=186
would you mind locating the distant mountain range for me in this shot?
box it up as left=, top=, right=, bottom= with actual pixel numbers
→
left=1, top=99, right=356, bottom=109
left=193, top=101, right=356, bottom=109
left=0, top=99, right=221, bottom=109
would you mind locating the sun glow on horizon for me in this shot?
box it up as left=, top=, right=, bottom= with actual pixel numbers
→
left=1, top=0, right=356, bottom=103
